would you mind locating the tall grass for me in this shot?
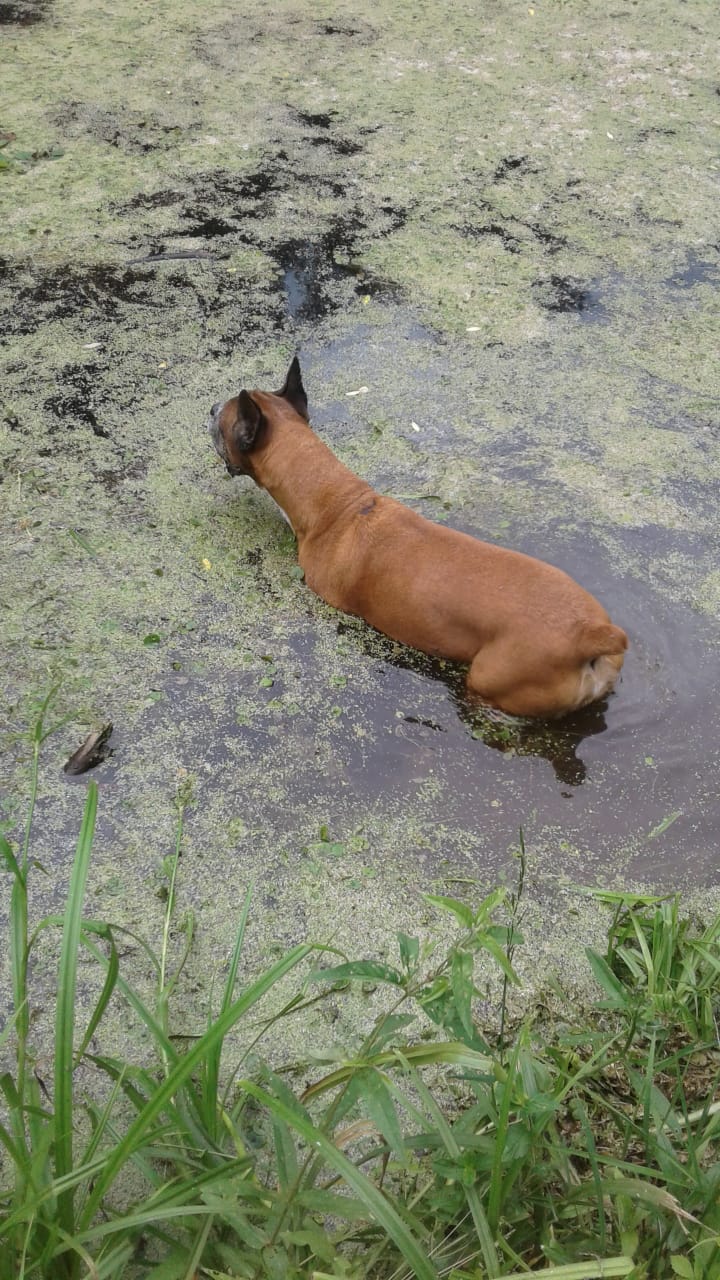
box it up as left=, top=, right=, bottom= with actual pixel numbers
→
left=0, top=695, right=719, bottom=1277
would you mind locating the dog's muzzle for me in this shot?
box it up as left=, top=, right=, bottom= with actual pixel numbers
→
left=207, top=413, right=245, bottom=477
left=207, top=411, right=225, bottom=456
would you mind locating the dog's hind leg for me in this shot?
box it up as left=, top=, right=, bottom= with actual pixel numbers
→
left=466, top=646, right=588, bottom=719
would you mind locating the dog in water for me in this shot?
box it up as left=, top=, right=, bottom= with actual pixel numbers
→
left=207, top=359, right=627, bottom=717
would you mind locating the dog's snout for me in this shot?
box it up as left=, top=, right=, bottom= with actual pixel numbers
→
left=210, top=401, right=221, bottom=417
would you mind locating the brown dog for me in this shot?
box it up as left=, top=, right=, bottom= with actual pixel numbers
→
left=207, top=358, right=627, bottom=717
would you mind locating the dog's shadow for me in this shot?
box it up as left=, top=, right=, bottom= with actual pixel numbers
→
left=336, top=620, right=610, bottom=788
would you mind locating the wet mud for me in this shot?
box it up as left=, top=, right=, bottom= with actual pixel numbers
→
left=2, top=0, right=720, bottom=1044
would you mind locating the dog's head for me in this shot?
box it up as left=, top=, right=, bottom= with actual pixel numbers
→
left=207, top=356, right=308, bottom=478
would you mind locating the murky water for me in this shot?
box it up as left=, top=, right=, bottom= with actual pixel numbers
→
left=2, top=0, right=720, bottom=1034
left=74, top=535, right=719, bottom=894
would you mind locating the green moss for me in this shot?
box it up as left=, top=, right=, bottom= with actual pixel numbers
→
left=2, top=0, right=720, bottom=1059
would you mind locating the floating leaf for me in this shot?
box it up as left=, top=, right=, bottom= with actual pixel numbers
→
left=63, top=724, right=114, bottom=776
left=648, top=811, right=681, bottom=839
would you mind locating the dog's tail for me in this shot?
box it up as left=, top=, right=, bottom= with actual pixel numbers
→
left=575, top=621, right=628, bottom=706
left=580, top=620, right=628, bottom=687
left=582, top=620, right=628, bottom=661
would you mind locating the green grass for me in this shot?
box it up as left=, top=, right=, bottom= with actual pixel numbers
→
left=0, top=696, right=719, bottom=1278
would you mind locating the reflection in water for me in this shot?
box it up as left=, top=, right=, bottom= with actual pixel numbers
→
left=370, top=633, right=611, bottom=788
left=457, top=697, right=611, bottom=789
left=279, top=237, right=401, bottom=321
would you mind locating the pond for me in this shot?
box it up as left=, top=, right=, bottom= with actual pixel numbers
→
left=1, top=0, right=719, bottom=1034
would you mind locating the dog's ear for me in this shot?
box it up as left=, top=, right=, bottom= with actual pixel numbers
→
left=275, top=355, right=308, bottom=420
left=230, top=390, right=266, bottom=452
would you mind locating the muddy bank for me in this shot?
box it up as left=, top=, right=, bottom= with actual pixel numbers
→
left=1, top=0, right=719, bottom=1045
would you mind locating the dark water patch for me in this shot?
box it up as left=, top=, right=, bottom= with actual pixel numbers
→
left=296, top=110, right=336, bottom=129
left=0, top=245, right=286, bottom=365
left=80, top=264, right=157, bottom=307
left=193, top=269, right=287, bottom=356
left=307, top=135, right=362, bottom=156
left=378, top=203, right=407, bottom=234
left=95, top=456, right=148, bottom=493
left=141, top=166, right=283, bottom=242
left=666, top=250, right=719, bottom=290
left=633, top=203, right=683, bottom=229
left=457, top=214, right=566, bottom=257
left=174, top=215, right=239, bottom=239
left=191, top=166, right=280, bottom=205
left=279, top=241, right=335, bottom=321
left=2, top=262, right=158, bottom=336
left=662, top=476, right=719, bottom=526
left=44, top=363, right=108, bottom=437
left=0, top=0, right=50, bottom=24
left=127, top=249, right=225, bottom=263
left=113, top=159, right=406, bottom=331
left=239, top=545, right=283, bottom=602
left=276, top=234, right=402, bottom=321
left=493, top=155, right=537, bottom=183
left=295, top=173, right=347, bottom=198
left=527, top=223, right=567, bottom=254
left=318, top=22, right=364, bottom=37
left=2, top=407, right=21, bottom=432
left=53, top=101, right=185, bottom=155
left=456, top=222, right=522, bottom=253
left=114, top=189, right=185, bottom=212
left=637, top=126, right=678, bottom=141
left=534, top=274, right=602, bottom=316
left=273, top=202, right=405, bottom=321
left=292, top=105, right=362, bottom=153
left=163, top=166, right=281, bottom=245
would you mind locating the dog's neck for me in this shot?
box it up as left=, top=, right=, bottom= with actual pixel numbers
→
left=249, top=397, right=372, bottom=539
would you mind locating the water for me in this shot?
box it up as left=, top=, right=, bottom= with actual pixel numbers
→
left=75, top=540, right=719, bottom=890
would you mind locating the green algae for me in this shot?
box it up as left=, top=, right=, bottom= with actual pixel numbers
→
left=2, top=0, right=720, bottom=1061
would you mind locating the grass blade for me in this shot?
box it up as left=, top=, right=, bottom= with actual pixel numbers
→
left=488, top=1033, right=522, bottom=1233
left=78, top=942, right=313, bottom=1228
left=203, top=884, right=253, bottom=1138
left=240, top=1080, right=440, bottom=1280
left=397, top=1058, right=501, bottom=1278
left=55, top=780, right=98, bottom=1241
left=503, top=1261, right=634, bottom=1278
left=355, top=1066, right=405, bottom=1159
left=301, top=1041, right=491, bottom=1102
left=74, top=926, right=119, bottom=1065
left=586, top=948, right=629, bottom=1008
